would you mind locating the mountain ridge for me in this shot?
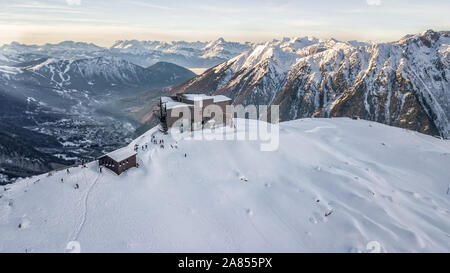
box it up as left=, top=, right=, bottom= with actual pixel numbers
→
left=167, top=30, right=450, bottom=138
left=0, top=38, right=253, bottom=68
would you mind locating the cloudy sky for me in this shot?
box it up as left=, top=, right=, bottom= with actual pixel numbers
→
left=0, top=0, right=448, bottom=46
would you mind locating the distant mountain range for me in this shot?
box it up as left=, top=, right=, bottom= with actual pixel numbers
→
left=0, top=38, right=253, bottom=68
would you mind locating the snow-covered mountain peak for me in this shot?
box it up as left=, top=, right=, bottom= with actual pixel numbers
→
left=173, top=30, right=450, bottom=138
left=201, top=38, right=253, bottom=59
left=0, top=42, right=37, bottom=54
left=284, top=36, right=319, bottom=50
left=42, top=41, right=104, bottom=51
left=397, top=29, right=449, bottom=47
left=110, top=39, right=155, bottom=51
left=110, top=40, right=126, bottom=49
left=27, top=57, right=60, bottom=71
left=346, top=40, right=371, bottom=47
left=1, top=39, right=253, bottom=68
left=204, top=37, right=226, bottom=47
left=320, top=37, right=341, bottom=46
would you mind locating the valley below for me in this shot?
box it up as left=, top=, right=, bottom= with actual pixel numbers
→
left=0, top=56, right=197, bottom=183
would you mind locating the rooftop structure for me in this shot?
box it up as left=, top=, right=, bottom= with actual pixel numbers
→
left=157, top=93, right=232, bottom=132
left=98, top=147, right=137, bottom=175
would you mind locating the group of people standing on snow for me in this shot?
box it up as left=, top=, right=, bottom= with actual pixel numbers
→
left=26, top=133, right=194, bottom=194
left=134, top=143, right=150, bottom=152
left=149, top=134, right=185, bottom=156
left=59, top=167, right=79, bottom=190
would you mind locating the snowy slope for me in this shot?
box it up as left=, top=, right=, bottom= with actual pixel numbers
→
left=1, top=118, right=450, bottom=252
left=0, top=54, right=10, bottom=66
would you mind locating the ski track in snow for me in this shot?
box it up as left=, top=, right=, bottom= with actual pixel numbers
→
left=71, top=170, right=101, bottom=242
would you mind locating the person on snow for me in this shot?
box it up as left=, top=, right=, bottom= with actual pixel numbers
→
left=60, top=178, right=64, bottom=183
left=184, top=153, right=187, bottom=157
left=74, top=184, right=79, bottom=189
left=66, top=169, right=70, bottom=174
left=99, top=166, right=103, bottom=173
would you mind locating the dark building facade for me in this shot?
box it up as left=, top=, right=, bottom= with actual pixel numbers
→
left=157, top=94, right=232, bottom=131
left=98, top=147, right=137, bottom=175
